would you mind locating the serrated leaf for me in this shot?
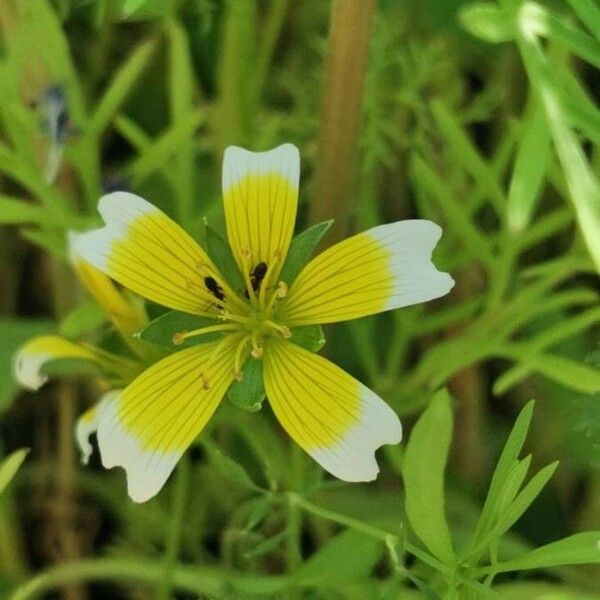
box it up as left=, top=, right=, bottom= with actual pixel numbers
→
left=482, top=531, right=600, bottom=574
left=203, top=220, right=244, bottom=291
left=227, top=358, right=265, bottom=412
left=403, top=388, right=455, bottom=564
left=459, top=3, right=514, bottom=43
left=280, top=220, right=333, bottom=286
left=136, top=311, right=220, bottom=350
left=289, top=325, right=325, bottom=353
left=0, top=449, right=29, bottom=495
left=59, top=300, right=106, bottom=339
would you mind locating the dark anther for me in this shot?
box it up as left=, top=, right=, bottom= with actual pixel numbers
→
left=204, top=276, right=225, bottom=301
left=244, top=262, right=268, bottom=298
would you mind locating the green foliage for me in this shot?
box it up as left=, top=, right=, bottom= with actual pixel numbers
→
left=0, top=0, right=599, bottom=598
left=0, top=449, right=28, bottom=496
left=403, top=388, right=455, bottom=564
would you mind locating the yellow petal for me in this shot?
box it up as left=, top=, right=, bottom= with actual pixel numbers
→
left=68, top=232, right=147, bottom=337
left=280, top=220, right=454, bottom=326
left=13, top=335, right=100, bottom=391
left=97, top=336, right=239, bottom=502
left=73, top=192, right=220, bottom=315
left=222, top=144, right=299, bottom=281
left=75, top=392, right=115, bottom=465
left=263, top=338, right=402, bottom=481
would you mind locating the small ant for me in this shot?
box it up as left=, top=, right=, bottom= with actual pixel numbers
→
left=204, top=276, right=225, bottom=302
left=245, top=262, right=268, bottom=298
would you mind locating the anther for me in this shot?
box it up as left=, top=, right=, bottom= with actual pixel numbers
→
left=280, top=325, right=292, bottom=339
left=172, top=332, right=187, bottom=346
left=233, top=370, right=244, bottom=382
left=251, top=345, right=264, bottom=359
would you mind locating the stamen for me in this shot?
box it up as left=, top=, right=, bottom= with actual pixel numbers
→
left=173, top=323, right=239, bottom=345
left=218, top=311, right=251, bottom=325
left=258, top=251, right=282, bottom=307
left=264, top=320, right=291, bottom=338
left=266, top=281, right=288, bottom=313
left=240, top=249, right=259, bottom=306
left=233, top=335, right=251, bottom=379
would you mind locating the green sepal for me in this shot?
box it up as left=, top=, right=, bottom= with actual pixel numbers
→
left=290, top=325, right=326, bottom=353
left=280, top=220, right=333, bottom=286
left=202, top=218, right=244, bottom=291
left=135, top=310, right=221, bottom=350
left=227, top=358, right=265, bottom=412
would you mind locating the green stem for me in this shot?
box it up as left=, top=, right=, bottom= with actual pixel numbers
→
left=9, top=559, right=290, bottom=600
left=158, top=457, right=189, bottom=600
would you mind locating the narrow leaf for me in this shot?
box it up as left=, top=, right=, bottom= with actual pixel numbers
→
left=0, top=449, right=29, bottom=495
left=507, top=98, right=551, bottom=232
left=481, top=531, right=600, bottom=574
left=403, top=388, right=455, bottom=564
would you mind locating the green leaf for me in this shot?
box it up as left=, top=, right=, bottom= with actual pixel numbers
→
left=227, top=359, right=265, bottom=412
left=244, top=531, right=288, bottom=559
left=0, top=319, right=54, bottom=414
left=507, top=98, right=551, bottom=232
left=128, top=109, right=205, bottom=185
left=459, top=3, right=514, bottom=43
left=0, top=197, right=59, bottom=226
left=203, top=220, right=244, bottom=291
left=403, top=388, right=455, bottom=564
left=90, top=39, right=156, bottom=136
left=59, top=300, right=106, bottom=339
left=280, top=220, right=333, bottom=285
left=203, top=442, right=264, bottom=494
left=0, top=449, right=29, bottom=495
left=487, top=461, right=559, bottom=541
left=470, top=401, right=534, bottom=549
left=289, top=325, right=325, bottom=353
left=481, top=531, right=600, bottom=574
left=294, top=530, right=383, bottom=585
left=122, top=0, right=148, bottom=16
left=136, top=311, right=220, bottom=350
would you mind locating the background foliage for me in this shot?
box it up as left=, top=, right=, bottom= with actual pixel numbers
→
left=0, top=0, right=599, bottom=598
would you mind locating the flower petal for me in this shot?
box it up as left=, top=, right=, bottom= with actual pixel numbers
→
left=96, top=337, right=239, bottom=502
left=73, top=192, right=219, bottom=315
left=13, top=335, right=100, bottom=391
left=263, top=339, right=402, bottom=481
left=222, top=144, right=299, bottom=280
left=280, top=220, right=454, bottom=326
left=75, top=392, right=114, bottom=465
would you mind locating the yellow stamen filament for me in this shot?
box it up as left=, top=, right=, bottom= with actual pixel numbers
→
left=233, top=335, right=251, bottom=378
left=172, top=323, right=239, bottom=345
left=266, top=281, right=288, bottom=313
left=264, top=320, right=291, bottom=338
left=258, top=252, right=281, bottom=307
left=218, top=311, right=251, bottom=325
left=240, top=249, right=259, bottom=306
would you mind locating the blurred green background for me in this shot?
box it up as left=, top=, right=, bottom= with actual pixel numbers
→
left=0, top=0, right=599, bottom=598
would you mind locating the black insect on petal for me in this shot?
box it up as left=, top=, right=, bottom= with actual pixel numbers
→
left=204, top=276, right=225, bottom=301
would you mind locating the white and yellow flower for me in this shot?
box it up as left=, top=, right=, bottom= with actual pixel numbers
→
left=72, top=143, right=454, bottom=502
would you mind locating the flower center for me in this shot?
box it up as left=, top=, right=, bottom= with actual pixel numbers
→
left=172, top=252, right=291, bottom=380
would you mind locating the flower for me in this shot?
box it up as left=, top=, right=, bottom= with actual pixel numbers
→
left=73, top=143, right=454, bottom=502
